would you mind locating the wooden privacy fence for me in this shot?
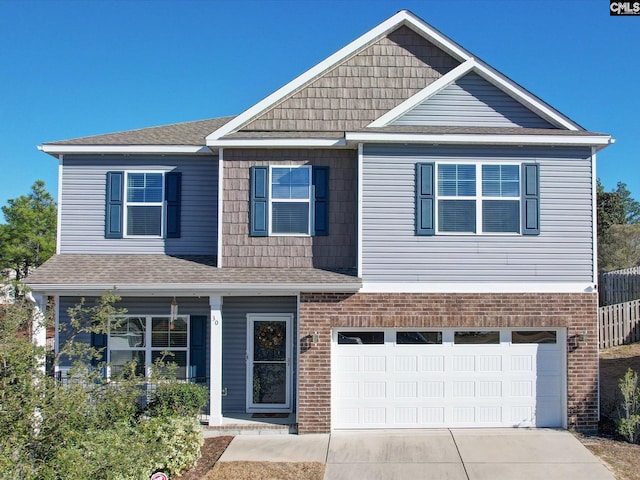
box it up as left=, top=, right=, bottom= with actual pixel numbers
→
left=599, top=266, right=640, bottom=306
left=599, top=299, right=640, bottom=349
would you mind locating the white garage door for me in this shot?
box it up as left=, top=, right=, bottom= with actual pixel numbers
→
left=332, top=328, right=565, bottom=429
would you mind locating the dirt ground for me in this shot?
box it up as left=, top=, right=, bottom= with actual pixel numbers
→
left=599, top=343, right=640, bottom=422
left=204, top=462, right=325, bottom=480
left=175, top=436, right=233, bottom=480
left=580, top=434, right=640, bottom=480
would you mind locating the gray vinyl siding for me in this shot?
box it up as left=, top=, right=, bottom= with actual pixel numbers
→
left=59, top=155, right=218, bottom=254
left=362, top=144, right=594, bottom=282
left=221, top=296, right=297, bottom=413
left=392, top=73, right=555, bottom=128
left=57, top=296, right=210, bottom=375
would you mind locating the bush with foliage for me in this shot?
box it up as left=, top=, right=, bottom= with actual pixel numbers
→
left=0, top=293, right=207, bottom=479
left=617, top=368, right=640, bottom=443
left=147, top=380, right=209, bottom=418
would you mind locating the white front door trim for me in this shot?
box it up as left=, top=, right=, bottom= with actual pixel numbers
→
left=246, top=313, right=293, bottom=413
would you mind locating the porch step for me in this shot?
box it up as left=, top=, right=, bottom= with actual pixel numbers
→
left=204, top=423, right=298, bottom=436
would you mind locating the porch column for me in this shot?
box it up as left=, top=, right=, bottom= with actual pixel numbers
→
left=30, top=293, right=47, bottom=374
left=208, top=295, right=223, bottom=426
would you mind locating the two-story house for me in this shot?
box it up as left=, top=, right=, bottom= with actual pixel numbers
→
left=27, top=10, right=613, bottom=434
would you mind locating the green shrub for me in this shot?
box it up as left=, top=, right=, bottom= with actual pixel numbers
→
left=147, top=381, right=209, bottom=417
left=617, top=368, right=640, bottom=443
left=143, top=416, right=204, bottom=476
left=47, top=422, right=154, bottom=480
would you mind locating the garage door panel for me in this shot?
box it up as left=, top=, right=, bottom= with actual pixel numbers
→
left=332, top=328, right=564, bottom=429
left=363, top=356, right=387, bottom=373
left=422, top=381, right=445, bottom=398
left=421, top=355, right=445, bottom=372
left=395, top=355, right=418, bottom=372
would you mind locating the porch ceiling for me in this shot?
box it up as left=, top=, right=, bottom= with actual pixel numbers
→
left=25, top=254, right=361, bottom=295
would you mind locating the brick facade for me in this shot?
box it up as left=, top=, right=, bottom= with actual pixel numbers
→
left=297, top=292, right=598, bottom=434
left=222, top=149, right=357, bottom=268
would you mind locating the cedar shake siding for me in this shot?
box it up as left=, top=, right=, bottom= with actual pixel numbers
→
left=222, top=149, right=357, bottom=269
left=242, top=26, right=460, bottom=132
left=361, top=145, right=594, bottom=283
left=297, top=292, right=599, bottom=434
left=59, top=155, right=218, bottom=255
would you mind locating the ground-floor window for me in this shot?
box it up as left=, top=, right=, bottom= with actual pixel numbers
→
left=108, top=315, right=189, bottom=379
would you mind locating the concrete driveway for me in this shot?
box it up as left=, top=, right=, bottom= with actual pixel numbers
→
left=218, top=428, right=616, bottom=480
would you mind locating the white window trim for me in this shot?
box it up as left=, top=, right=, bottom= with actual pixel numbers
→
left=435, top=162, right=522, bottom=236
left=107, top=314, right=190, bottom=379
left=268, top=165, right=312, bottom=237
left=123, top=171, right=166, bottom=239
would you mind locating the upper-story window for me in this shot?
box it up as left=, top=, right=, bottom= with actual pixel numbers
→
left=271, top=166, right=311, bottom=235
left=416, top=162, right=539, bottom=236
left=249, top=165, right=329, bottom=237
left=105, top=170, right=181, bottom=239
left=125, top=172, right=164, bottom=236
left=437, top=164, right=520, bottom=234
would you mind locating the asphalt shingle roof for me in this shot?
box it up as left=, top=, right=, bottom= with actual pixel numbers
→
left=45, top=117, right=235, bottom=146
left=26, top=255, right=360, bottom=290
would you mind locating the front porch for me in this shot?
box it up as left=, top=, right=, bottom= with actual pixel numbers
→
left=202, top=413, right=298, bottom=436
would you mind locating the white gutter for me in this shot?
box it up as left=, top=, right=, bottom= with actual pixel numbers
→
left=38, top=145, right=213, bottom=155
left=206, top=138, right=347, bottom=148
left=345, top=132, right=614, bottom=148
left=26, top=282, right=362, bottom=296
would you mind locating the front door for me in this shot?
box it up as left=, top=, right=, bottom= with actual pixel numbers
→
left=246, top=314, right=292, bottom=412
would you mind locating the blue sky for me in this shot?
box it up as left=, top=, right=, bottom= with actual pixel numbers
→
left=1, top=0, right=637, bottom=215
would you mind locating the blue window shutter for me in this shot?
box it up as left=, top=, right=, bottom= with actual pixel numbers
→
left=312, top=166, right=329, bottom=236
left=189, top=315, right=207, bottom=384
left=250, top=166, right=269, bottom=236
left=91, top=332, right=107, bottom=369
left=522, top=163, right=540, bottom=235
left=416, top=163, right=435, bottom=235
left=105, top=171, right=124, bottom=239
left=165, top=172, right=182, bottom=238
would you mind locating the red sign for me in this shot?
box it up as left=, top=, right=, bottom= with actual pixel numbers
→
left=150, top=473, right=168, bottom=480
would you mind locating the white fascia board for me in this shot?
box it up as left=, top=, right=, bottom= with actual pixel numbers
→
left=368, top=61, right=476, bottom=127
left=346, top=131, right=613, bottom=147
left=206, top=138, right=347, bottom=148
left=27, top=282, right=362, bottom=296
left=38, top=145, right=212, bottom=155
left=360, top=282, right=596, bottom=294
left=206, top=10, right=473, bottom=142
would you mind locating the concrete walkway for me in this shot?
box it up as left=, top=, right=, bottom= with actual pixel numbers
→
left=218, top=428, right=616, bottom=480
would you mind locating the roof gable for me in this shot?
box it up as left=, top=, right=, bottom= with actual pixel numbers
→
left=236, top=26, right=460, bottom=133
left=207, top=10, right=474, bottom=143
left=391, top=72, right=555, bottom=129
left=369, top=59, right=582, bottom=130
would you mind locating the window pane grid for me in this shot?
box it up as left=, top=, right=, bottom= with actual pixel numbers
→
left=436, top=164, right=521, bottom=234
left=270, top=166, right=311, bottom=235
left=125, top=172, right=164, bottom=236
left=109, top=315, right=188, bottom=380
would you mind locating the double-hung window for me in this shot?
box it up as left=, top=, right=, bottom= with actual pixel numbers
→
left=108, top=315, right=189, bottom=379
left=105, top=170, right=181, bottom=239
left=417, top=161, right=539, bottom=236
left=435, top=163, right=521, bottom=234
left=249, top=164, right=329, bottom=237
left=125, top=172, right=164, bottom=236
left=270, top=166, right=312, bottom=235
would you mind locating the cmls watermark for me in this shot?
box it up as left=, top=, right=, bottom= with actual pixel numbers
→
left=610, top=1, right=640, bottom=15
